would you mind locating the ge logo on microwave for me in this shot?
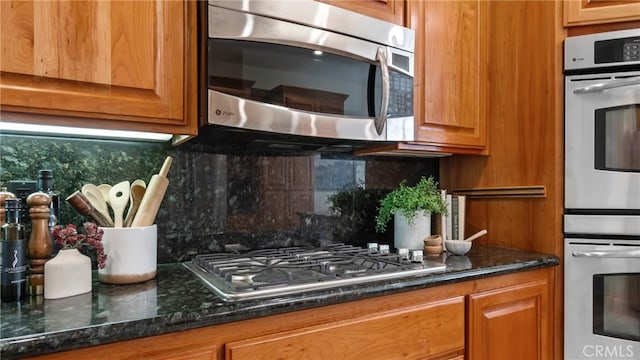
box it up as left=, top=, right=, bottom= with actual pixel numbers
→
left=215, top=109, right=234, bottom=117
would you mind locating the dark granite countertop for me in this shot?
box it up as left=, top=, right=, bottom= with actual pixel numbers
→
left=0, top=245, right=559, bottom=359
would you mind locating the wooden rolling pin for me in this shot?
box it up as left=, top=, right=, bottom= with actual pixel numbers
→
left=131, top=156, right=172, bottom=227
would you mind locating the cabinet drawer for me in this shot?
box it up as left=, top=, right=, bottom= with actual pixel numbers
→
left=226, top=297, right=464, bottom=360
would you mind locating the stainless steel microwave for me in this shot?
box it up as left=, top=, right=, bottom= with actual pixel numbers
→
left=205, top=0, right=415, bottom=143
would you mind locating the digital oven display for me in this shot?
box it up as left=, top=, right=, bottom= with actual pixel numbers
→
left=595, top=36, right=640, bottom=64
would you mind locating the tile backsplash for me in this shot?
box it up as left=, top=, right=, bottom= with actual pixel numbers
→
left=0, top=133, right=439, bottom=263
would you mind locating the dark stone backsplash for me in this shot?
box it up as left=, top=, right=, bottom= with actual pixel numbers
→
left=0, top=133, right=439, bottom=263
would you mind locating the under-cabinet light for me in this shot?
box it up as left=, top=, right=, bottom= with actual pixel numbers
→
left=0, top=121, right=173, bottom=142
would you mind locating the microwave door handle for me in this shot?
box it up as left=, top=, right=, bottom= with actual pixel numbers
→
left=573, top=76, right=640, bottom=94
left=375, top=47, right=390, bottom=135
left=572, top=249, right=640, bottom=258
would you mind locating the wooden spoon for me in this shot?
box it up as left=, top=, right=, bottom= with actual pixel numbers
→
left=109, top=181, right=130, bottom=228
left=124, top=179, right=146, bottom=227
left=97, top=184, right=112, bottom=204
left=82, top=184, right=113, bottom=227
left=464, top=229, right=488, bottom=242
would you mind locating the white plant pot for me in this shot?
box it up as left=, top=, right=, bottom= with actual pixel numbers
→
left=44, top=248, right=92, bottom=299
left=394, top=210, right=431, bottom=250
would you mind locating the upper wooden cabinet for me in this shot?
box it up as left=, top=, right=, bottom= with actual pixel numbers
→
left=0, top=0, right=197, bottom=135
left=408, top=0, right=489, bottom=155
left=317, top=0, right=406, bottom=25
left=564, top=0, right=640, bottom=26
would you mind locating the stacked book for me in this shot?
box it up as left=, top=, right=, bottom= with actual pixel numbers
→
left=435, top=190, right=466, bottom=242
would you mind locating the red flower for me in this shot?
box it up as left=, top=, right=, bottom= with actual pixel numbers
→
left=52, top=222, right=108, bottom=269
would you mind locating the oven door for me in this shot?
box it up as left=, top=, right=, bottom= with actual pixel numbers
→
left=565, top=239, right=640, bottom=360
left=565, top=71, right=640, bottom=210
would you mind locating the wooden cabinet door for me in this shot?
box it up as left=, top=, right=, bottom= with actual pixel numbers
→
left=468, top=280, right=550, bottom=360
left=28, top=344, right=217, bottom=360
left=226, top=297, right=465, bottom=360
left=317, top=0, right=406, bottom=25
left=564, top=0, right=640, bottom=26
left=262, top=156, right=314, bottom=231
left=0, top=0, right=195, bottom=135
left=409, top=0, right=489, bottom=154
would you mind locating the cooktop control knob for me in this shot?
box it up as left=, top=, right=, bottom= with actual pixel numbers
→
left=379, top=244, right=390, bottom=255
left=411, top=250, right=424, bottom=263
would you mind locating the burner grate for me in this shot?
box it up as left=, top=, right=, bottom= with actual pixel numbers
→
left=185, top=243, right=446, bottom=301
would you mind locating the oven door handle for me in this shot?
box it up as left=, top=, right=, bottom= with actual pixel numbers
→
left=375, top=47, right=390, bottom=136
left=572, top=249, right=640, bottom=258
left=573, top=76, right=640, bottom=94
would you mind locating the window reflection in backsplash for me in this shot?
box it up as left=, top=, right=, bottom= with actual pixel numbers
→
left=0, top=133, right=439, bottom=263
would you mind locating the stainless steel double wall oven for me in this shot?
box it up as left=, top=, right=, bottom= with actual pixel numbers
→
left=564, top=29, right=640, bottom=360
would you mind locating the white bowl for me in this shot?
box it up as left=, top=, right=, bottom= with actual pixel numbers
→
left=445, top=240, right=472, bottom=255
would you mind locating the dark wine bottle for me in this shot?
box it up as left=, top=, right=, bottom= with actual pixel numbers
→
left=1, top=198, right=27, bottom=302
left=37, top=170, right=61, bottom=255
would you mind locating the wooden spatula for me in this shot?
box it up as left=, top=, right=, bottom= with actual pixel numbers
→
left=109, top=181, right=130, bottom=228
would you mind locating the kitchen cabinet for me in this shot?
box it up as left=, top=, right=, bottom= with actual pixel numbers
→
left=468, top=280, right=550, bottom=360
left=409, top=0, right=489, bottom=154
left=226, top=156, right=314, bottom=232
left=355, top=0, right=489, bottom=157
left=261, top=156, right=314, bottom=231
left=27, top=267, right=552, bottom=360
left=316, top=0, right=406, bottom=25
left=564, top=0, right=640, bottom=26
left=0, top=0, right=198, bottom=136
left=439, top=0, right=564, bottom=356
left=225, top=297, right=464, bottom=360
left=266, top=85, right=349, bottom=115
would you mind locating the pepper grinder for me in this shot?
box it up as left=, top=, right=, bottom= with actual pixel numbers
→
left=0, top=187, right=17, bottom=224
left=27, top=192, right=52, bottom=296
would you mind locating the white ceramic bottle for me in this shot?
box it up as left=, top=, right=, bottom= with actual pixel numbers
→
left=44, top=248, right=92, bottom=299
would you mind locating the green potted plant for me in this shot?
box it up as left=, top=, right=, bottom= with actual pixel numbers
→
left=375, top=176, right=446, bottom=250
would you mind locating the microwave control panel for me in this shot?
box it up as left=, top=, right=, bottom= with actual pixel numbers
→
left=388, top=71, right=413, bottom=117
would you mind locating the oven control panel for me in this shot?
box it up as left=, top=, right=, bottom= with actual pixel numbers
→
left=595, top=36, right=640, bottom=63
left=623, top=40, right=640, bottom=62
left=565, top=28, right=640, bottom=71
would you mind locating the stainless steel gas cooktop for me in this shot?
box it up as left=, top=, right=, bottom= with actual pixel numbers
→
left=184, top=243, right=446, bottom=301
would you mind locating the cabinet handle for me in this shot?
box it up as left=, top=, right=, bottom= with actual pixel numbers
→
left=375, top=47, right=390, bottom=136
left=573, top=76, right=640, bottom=94
left=572, top=249, right=640, bottom=258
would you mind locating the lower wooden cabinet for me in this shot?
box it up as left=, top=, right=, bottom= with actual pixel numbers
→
left=226, top=297, right=464, bottom=360
left=468, top=280, right=550, bottom=360
left=28, top=268, right=552, bottom=360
